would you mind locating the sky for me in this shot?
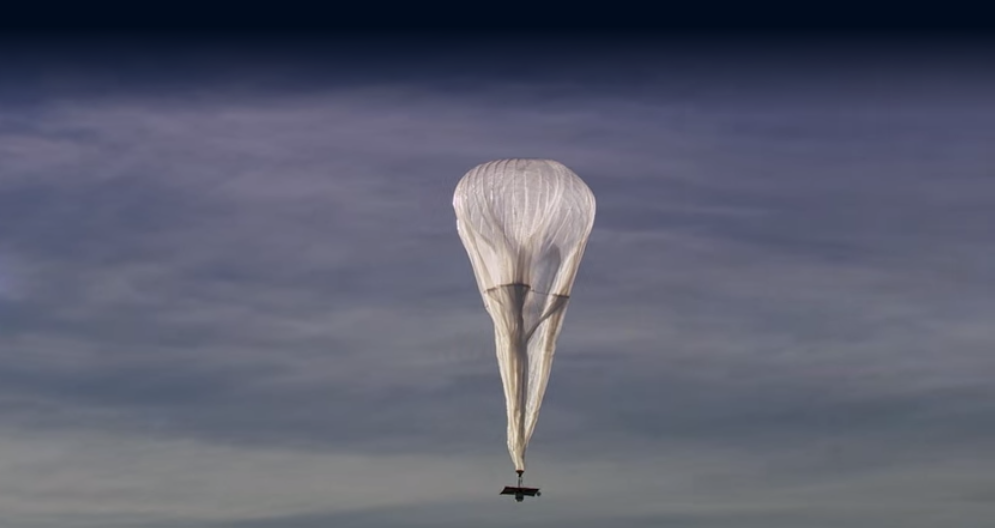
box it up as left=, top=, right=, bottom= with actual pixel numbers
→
left=1, top=31, right=995, bottom=527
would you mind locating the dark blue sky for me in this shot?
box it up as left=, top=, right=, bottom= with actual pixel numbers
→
left=1, top=32, right=994, bottom=527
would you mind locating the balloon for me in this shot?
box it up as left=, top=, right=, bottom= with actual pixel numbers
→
left=453, top=158, right=596, bottom=473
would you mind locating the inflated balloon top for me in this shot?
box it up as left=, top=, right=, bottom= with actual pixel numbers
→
left=454, top=159, right=596, bottom=474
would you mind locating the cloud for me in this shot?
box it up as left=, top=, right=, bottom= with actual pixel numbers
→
left=2, top=425, right=991, bottom=528
left=1, top=43, right=994, bottom=526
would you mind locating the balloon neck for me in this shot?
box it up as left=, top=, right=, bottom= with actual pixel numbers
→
left=516, top=470, right=524, bottom=476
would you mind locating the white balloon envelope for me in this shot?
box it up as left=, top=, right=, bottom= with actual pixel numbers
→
left=453, top=158, right=596, bottom=474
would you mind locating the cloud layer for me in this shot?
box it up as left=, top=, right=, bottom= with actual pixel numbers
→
left=2, top=36, right=994, bottom=526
